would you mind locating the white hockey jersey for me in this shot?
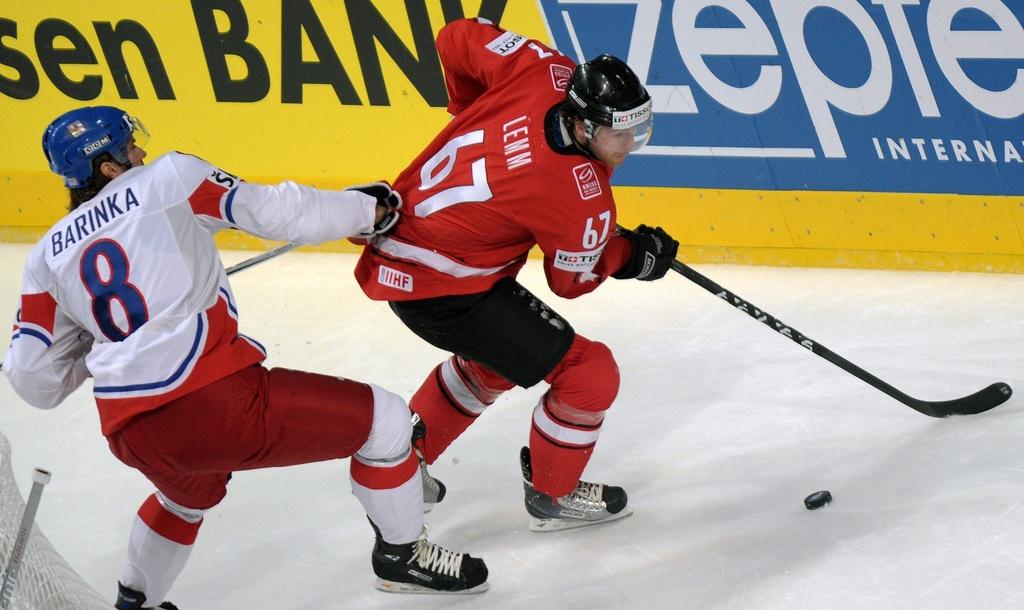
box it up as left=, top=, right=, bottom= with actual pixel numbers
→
left=3, top=151, right=377, bottom=435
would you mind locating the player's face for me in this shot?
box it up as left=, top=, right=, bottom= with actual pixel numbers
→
left=588, top=126, right=641, bottom=167
left=125, top=115, right=150, bottom=167
left=99, top=138, right=148, bottom=180
left=125, top=138, right=147, bottom=167
left=575, top=116, right=653, bottom=168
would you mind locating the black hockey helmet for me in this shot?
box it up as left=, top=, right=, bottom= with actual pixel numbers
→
left=565, top=54, right=653, bottom=146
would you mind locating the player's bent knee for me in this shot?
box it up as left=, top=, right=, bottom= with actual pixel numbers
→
left=549, top=338, right=620, bottom=413
left=356, top=384, right=413, bottom=463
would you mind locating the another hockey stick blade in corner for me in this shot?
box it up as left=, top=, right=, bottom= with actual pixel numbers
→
left=671, top=260, right=1012, bottom=418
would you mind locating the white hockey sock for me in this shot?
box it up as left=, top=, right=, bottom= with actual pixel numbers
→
left=121, top=492, right=203, bottom=606
left=350, top=385, right=423, bottom=544
left=351, top=451, right=422, bottom=545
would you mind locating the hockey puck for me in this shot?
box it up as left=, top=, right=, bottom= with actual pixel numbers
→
left=804, top=490, right=832, bottom=510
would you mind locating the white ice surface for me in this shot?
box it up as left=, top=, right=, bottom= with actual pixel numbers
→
left=1, top=243, right=1022, bottom=610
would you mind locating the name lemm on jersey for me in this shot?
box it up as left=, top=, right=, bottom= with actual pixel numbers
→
left=50, top=187, right=141, bottom=257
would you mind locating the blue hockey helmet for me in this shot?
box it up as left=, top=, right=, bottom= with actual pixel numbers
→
left=42, top=106, right=148, bottom=188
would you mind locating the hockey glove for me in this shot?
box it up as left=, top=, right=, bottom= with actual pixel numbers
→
left=348, top=181, right=403, bottom=237
left=612, top=224, right=679, bottom=281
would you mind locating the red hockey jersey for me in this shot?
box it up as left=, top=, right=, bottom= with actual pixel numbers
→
left=355, top=18, right=632, bottom=302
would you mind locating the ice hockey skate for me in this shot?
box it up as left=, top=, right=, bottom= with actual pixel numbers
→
left=520, top=446, right=633, bottom=532
left=412, top=414, right=446, bottom=512
left=115, top=582, right=179, bottom=610
left=370, top=521, right=489, bottom=594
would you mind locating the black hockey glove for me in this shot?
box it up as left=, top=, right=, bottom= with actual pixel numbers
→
left=612, top=224, right=679, bottom=281
left=348, top=181, right=403, bottom=237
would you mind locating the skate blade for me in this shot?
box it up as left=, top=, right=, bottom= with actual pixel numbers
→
left=528, top=507, right=634, bottom=532
left=375, top=578, right=490, bottom=595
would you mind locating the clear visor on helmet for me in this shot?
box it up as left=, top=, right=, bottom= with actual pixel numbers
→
left=623, top=115, right=653, bottom=150
left=126, top=115, right=150, bottom=149
left=584, top=99, right=653, bottom=152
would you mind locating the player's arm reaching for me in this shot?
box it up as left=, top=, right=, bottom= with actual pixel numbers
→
left=436, top=18, right=568, bottom=116
left=536, top=215, right=679, bottom=299
left=3, top=246, right=93, bottom=409
left=172, top=152, right=400, bottom=244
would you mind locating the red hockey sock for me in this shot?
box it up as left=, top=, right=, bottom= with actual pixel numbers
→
left=411, top=357, right=514, bottom=463
left=527, top=336, right=619, bottom=497
left=528, top=398, right=601, bottom=497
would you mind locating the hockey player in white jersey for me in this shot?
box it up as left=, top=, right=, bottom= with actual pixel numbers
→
left=2, top=106, right=489, bottom=608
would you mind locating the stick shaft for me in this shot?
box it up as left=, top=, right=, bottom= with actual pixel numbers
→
left=225, top=243, right=298, bottom=276
left=0, top=471, right=50, bottom=610
left=671, top=259, right=1011, bottom=417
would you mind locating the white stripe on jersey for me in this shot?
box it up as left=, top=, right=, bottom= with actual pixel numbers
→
left=91, top=309, right=210, bottom=399
left=373, top=236, right=512, bottom=278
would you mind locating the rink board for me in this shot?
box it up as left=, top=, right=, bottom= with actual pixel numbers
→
left=1, top=1, right=1021, bottom=272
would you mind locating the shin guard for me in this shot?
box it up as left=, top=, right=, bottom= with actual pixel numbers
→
left=411, top=357, right=512, bottom=463
left=529, top=337, right=619, bottom=497
left=120, top=493, right=202, bottom=608
left=350, top=385, right=422, bottom=544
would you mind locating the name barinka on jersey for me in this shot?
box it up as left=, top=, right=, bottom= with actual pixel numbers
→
left=50, top=186, right=141, bottom=256
left=3, top=151, right=379, bottom=436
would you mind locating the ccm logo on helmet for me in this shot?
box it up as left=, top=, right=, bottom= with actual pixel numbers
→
left=83, top=135, right=112, bottom=155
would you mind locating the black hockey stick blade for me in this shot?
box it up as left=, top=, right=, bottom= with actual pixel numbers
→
left=671, top=259, right=1013, bottom=417
left=900, top=382, right=1012, bottom=417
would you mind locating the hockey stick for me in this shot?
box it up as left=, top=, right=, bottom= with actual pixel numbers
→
left=225, top=242, right=299, bottom=276
left=0, top=468, right=52, bottom=610
left=671, top=260, right=1012, bottom=417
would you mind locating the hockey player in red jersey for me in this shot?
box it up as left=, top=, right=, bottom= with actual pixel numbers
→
left=354, top=18, right=680, bottom=531
left=3, top=106, right=488, bottom=608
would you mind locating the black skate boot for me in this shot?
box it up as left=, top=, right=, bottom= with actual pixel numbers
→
left=411, top=414, right=446, bottom=512
left=115, top=582, right=179, bottom=609
left=520, top=446, right=633, bottom=532
left=370, top=520, right=488, bottom=594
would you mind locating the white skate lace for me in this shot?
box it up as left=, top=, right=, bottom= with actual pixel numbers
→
left=558, top=481, right=605, bottom=510
left=410, top=530, right=464, bottom=578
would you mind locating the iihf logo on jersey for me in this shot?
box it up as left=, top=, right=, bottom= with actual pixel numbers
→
left=378, top=266, right=413, bottom=292
left=572, top=163, right=602, bottom=200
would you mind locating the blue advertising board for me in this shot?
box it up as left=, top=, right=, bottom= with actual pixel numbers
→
left=538, top=0, right=1024, bottom=195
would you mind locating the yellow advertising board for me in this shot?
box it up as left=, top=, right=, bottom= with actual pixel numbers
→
left=1, top=1, right=546, bottom=250
left=1, top=1, right=1022, bottom=272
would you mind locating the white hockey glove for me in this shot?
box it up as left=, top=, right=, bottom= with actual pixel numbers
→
left=348, top=181, right=403, bottom=238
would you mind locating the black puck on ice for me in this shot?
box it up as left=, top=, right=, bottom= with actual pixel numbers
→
left=804, top=490, right=832, bottom=510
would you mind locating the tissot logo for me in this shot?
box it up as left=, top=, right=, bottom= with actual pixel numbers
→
left=554, top=246, right=604, bottom=272
left=611, top=100, right=652, bottom=128
left=539, top=0, right=1024, bottom=196
left=486, top=31, right=527, bottom=56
